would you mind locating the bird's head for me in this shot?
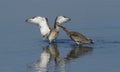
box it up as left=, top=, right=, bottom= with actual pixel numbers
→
left=25, top=16, right=48, bottom=27
left=55, top=16, right=71, bottom=24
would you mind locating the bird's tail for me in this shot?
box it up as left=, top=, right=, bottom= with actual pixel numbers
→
left=89, top=39, right=94, bottom=44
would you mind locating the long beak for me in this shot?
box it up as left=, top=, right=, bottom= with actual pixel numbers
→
left=64, top=18, right=71, bottom=23
left=68, top=18, right=71, bottom=21
left=25, top=19, right=29, bottom=22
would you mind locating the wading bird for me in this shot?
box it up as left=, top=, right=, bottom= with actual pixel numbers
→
left=25, top=16, right=70, bottom=43
left=48, top=16, right=71, bottom=43
left=59, top=25, right=94, bottom=45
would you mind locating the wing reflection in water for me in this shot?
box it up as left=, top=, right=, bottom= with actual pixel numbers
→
left=48, top=44, right=66, bottom=72
left=29, top=44, right=93, bottom=72
left=47, top=43, right=59, bottom=59
left=30, top=46, right=50, bottom=72
left=53, top=44, right=93, bottom=72
left=65, top=45, right=93, bottom=63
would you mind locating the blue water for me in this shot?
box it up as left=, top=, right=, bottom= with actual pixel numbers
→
left=0, top=0, right=120, bottom=72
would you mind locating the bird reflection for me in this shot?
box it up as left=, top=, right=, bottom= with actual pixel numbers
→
left=46, top=43, right=66, bottom=72
left=47, top=43, right=59, bottom=59
left=30, top=44, right=93, bottom=72
left=30, top=46, right=50, bottom=72
left=65, top=45, right=93, bottom=63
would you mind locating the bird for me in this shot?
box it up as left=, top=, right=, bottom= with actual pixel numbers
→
left=59, top=25, right=94, bottom=45
left=65, top=45, right=93, bottom=62
left=25, top=16, right=51, bottom=39
left=25, top=16, right=70, bottom=43
left=48, top=16, right=71, bottom=43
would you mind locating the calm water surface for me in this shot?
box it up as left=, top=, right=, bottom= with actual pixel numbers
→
left=0, top=0, right=120, bottom=72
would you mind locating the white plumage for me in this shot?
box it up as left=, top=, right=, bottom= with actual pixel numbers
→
left=26, top=16, right=51, bottom=39
left=26, top=16, right=70, bottom=42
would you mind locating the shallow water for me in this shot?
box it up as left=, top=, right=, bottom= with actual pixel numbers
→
left=0, top=0, right=120, bottom=72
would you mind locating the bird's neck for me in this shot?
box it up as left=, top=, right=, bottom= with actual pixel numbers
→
left=54, top=22, right=60, bottom=31
left=61, top=26, right=70, bottom=36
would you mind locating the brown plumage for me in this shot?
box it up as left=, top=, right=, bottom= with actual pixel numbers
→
left=48, top=16, right=71, bottom=43
left=48, top=22, right=60, bottom=43
left=65, top=45, right=93, bottom=62
left=59, top=25, right=94, bottom=45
